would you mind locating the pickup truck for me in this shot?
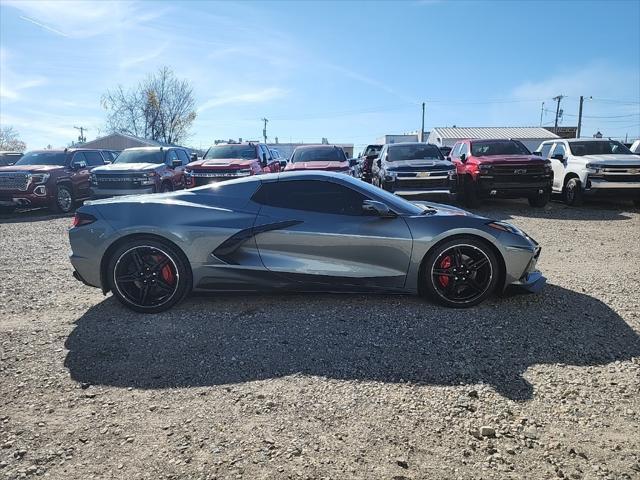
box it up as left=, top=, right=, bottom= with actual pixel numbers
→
left=449, top=139, right=553, bottom=207
left=90, top=146, right=190, bottom=199
left=357, top=144, right=383, bottom=183
left=185, top=142, right=281, bottom=187
left=535, top=138, right=640, bottom=206
left=283, top=145, right=354, bottom=174
left=371, top=142, right=456, bottom=198
left=0, top=148, right=109, bottom=213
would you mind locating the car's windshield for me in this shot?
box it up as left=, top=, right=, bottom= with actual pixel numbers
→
left=205, top=145, right=257, bottom=160
left=14, top=151, right=67, bottom=166
left=471, top=140, right=531, bottom=156
left=291, top=147, right=346, bottom=163
left=114, top=149, right=164, bottom=164
left=388, top=144, right=443, bottom=161
left=568, top=140, right=633, bottom=156
left=363, top=145, right=382, bottom=157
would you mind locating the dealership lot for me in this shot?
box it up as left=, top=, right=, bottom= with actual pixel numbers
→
left=1, top=199, right=639, bottom=480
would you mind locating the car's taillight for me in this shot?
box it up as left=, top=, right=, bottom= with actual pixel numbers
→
left=71, top=212, right=96, bottom=228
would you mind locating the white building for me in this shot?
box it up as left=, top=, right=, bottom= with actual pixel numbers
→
left=375, top=134, right=418, bottom=145
left=427, top=127, right=560, bottom=152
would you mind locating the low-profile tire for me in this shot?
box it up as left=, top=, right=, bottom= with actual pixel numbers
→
left=528, top=189, right=550, bottom=207
left=462, top=178, right=481, bottom=208
left=107, top=238, right=192, bottom=313
left=564, top=178, right=584, bottom=206
left=50, top=184, right=74, bottom=213
left=422, top=237, right=500, bottom=308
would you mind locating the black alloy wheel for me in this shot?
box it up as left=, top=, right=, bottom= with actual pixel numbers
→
left=564, top=178, right=584, bottom=206
left=423, top=238, right=499, bottom=308
left=108, top=239, right=191, bottom=313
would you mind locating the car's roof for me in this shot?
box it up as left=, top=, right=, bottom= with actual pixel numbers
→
left=469, top=138, right=519, bottom=143
left=122, top=146, right=182, bottom=152
left=292, top=145, right=342, bottom=151
left=387, top=142, right=439, bottom=148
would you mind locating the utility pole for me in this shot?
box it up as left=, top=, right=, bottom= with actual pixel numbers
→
left=552, top=95, right=564, bottom=134
left=261, top=118, right=268, bottom=144
left=420, top=102, right=425, bottom=142
left=539, top=102, right=545, bottom=126
left=576, top=96, right=584, bottom=138
left=74, top=126, right=88, bottom=144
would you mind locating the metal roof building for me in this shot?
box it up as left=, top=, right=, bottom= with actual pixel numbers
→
left=78, top=132, right=190, bottom=152
left=427, top=127, right=560, bottom=151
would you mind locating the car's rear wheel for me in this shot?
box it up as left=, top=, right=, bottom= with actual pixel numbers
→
left=108, top=238, right=192, bottom=313
left=51, top=184, right=74, bottom=213
left=564, top=178, right=584, bottom=206
left=423, top=237, right=500, bottom=308
left=528, top=188, right=550, bottom=207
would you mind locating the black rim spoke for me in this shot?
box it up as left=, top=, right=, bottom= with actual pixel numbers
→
left=115, top=246, right=178, bottom=308
left=432, top=268, right=454, bottom=277
left=433, top=245, right=492, bottom=303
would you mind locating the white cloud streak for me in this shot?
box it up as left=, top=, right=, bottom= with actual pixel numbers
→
left=198, top=88, right=287, bottom=113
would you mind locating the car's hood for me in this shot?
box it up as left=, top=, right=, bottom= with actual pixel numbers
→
left=387, top=159, right=453, bottom=171
left=471, top=155, right=545, bottom=165
left=0, top=164, right=64, bottom=173
left=92, top=163, right=160, bottom=173
left=411, top=200, right=479, bottom=217
left=188, top=158, right=256, bottom=169
left=285, top=161, right=349, bottom=171
left=578, top=154, right=640, bottom=165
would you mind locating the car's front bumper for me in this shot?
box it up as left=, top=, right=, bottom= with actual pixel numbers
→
left=585, top=178, right=640, bottom=197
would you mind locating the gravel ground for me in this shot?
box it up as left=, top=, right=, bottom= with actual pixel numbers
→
left=1, top=198, right=639, bottom=480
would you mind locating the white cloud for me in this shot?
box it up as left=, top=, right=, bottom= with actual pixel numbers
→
left=119, top=43, right=169, bottom=70
left=198, top=88, right=287, bottom=113
left=0, top=48, right=48, bottom=100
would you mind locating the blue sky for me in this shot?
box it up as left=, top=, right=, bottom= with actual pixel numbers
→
left=1, top=0, right=639, bottom=152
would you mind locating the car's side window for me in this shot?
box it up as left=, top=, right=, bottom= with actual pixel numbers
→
left=176, top=149, right=189, bottom=165
left=166, top=150, right=179, bottom=164
left=539, top=143, right=552, bottom=159
left=71, top=152, right=87, bottom=166
left=84, top=151, right=104, bottom=166
left=459, top=143, right=469, bottom=156
left=450, top=142, right=461, bottom=158
left=260, top=144, right=272, bottom=162
left=253, top=180, right=367, bottom=216
left=552, top=143, right=566, bottom=159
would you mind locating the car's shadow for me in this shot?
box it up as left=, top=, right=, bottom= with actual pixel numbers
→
left=0, top=208, right=71, bottom=224
left=64, top=284, right=640, bottom=401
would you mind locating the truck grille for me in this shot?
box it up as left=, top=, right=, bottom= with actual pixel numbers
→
left=191, top=170, right=245, bottom=177
left=397, top=178, right=450, bottom=189
left=482, top=165, right=549, bottom=184
left=95, top=175, right=144, bottom=190
left=0, top=172, right=29, bottom=191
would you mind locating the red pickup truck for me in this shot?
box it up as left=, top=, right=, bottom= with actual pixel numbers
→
left=283, top=145, right=352, bottom=174
left=0, top=148, right=110, bottom=213
left=449, top=139, right=553, bottom=207
left=185, top=142, right=282, bottom=187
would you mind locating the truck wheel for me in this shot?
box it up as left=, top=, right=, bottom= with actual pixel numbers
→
left=51, top=184, right=74, bottom=213
left=564, top=178, right=584, bottom=206
left=160, top=182, right=173, bottom=193
left=528, top=189, right=550, bottom=208
left=463, top=178, right=481, bottom=208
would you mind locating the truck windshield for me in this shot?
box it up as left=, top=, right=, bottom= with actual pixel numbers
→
left=114, top=150, right=164, bottom=164
left=471, top=141, right=530, bottom=156
left=363, top=145, right=382, bottom=157
left=291, top=147, right=346, bottom=163
left=568, top=140, right=633, bottom=156
left=388, top=144, right=443, bottom=161
left=205, top=145, right=257, bottom=160
left=14, top=151, right=67, bottom=166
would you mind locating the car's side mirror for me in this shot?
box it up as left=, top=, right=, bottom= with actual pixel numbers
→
left=261, top=153, right=268, bottom=166
left=376, top=158, right=382, bottom=167
left=349, top=158, right=357, bottom=167
left=552, top=153, right=565, bottom=161
left=279, top=160, right=287, bottom=169
left=171, top=159, right=182, bottom=168
left=445, top=156, right=451, bottom=161
left=362, top=199, right=396, bottom=218
left=72, top=160, right=87, bottom=170
left=104, top=159, right=112, bottom=165
left=459, top=153, right=466, bottom=162
left=190, top=153, right=198, bottom=162
left=533, top=151, right=542, bottom=157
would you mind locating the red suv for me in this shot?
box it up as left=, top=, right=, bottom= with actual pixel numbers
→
left=284, top=145, right=352, bottom=174
left=449, top=139, right=553, bottom=207
left=0, top=148, right=109, bottom=213
left=185, top=142, right=282, bottom=187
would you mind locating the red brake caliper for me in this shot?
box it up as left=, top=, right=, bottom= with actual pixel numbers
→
left=153, top=254, right=175, bottom=284
left=439, top=256, right=451, bottom=287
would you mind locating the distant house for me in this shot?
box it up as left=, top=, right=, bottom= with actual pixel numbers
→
left=78, top=132, right=191, bottom=152
left=427, top=127, right=560, bottom=152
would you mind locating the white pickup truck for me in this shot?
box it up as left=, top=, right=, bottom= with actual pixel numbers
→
left=534, top=138, right=640, bottom=206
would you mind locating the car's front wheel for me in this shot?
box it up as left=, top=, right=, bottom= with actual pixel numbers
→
left=107, top=238, right=192, bottom=313
left=528, top=189, right=550, bottom=207
left=564, top=178, right=584, bottom=206
left=422, top=237, right=500, bottom=308
left=51, top=184, right=74, bottom=213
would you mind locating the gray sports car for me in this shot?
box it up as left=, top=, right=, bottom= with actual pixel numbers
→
left=68, top=171, right=545, bottom=313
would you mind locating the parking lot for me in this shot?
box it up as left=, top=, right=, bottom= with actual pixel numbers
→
left=1, top=198, right=639, bottom=480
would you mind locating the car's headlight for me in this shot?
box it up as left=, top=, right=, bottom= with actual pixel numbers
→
left=138, top=172, right=157, bottom=185
left=586, top=163, right=601, bottom=174
left=487, top=221, right=527, bottom=237
left=384, top=170, right=397, bottom=181
left=236, top=169, right=252, bottom=176
left=448, top=169, right=456, bottom=179
left=479, top=165, right=491, bottom=175
left=90, top=173, right=97, bottom=185
left=184, top=169, right=193, bottom=177
left=543, top=160, right=553, bottom=173
left=30, top=173, right=50, bottom=184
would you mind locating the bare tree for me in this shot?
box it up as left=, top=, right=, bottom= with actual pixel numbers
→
left=101, top=67, right=197, bottom=145
left=0, top=126, right=27, bottom=151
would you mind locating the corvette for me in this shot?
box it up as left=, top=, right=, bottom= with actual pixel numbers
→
left=68, top=171, right=545, bottom=313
